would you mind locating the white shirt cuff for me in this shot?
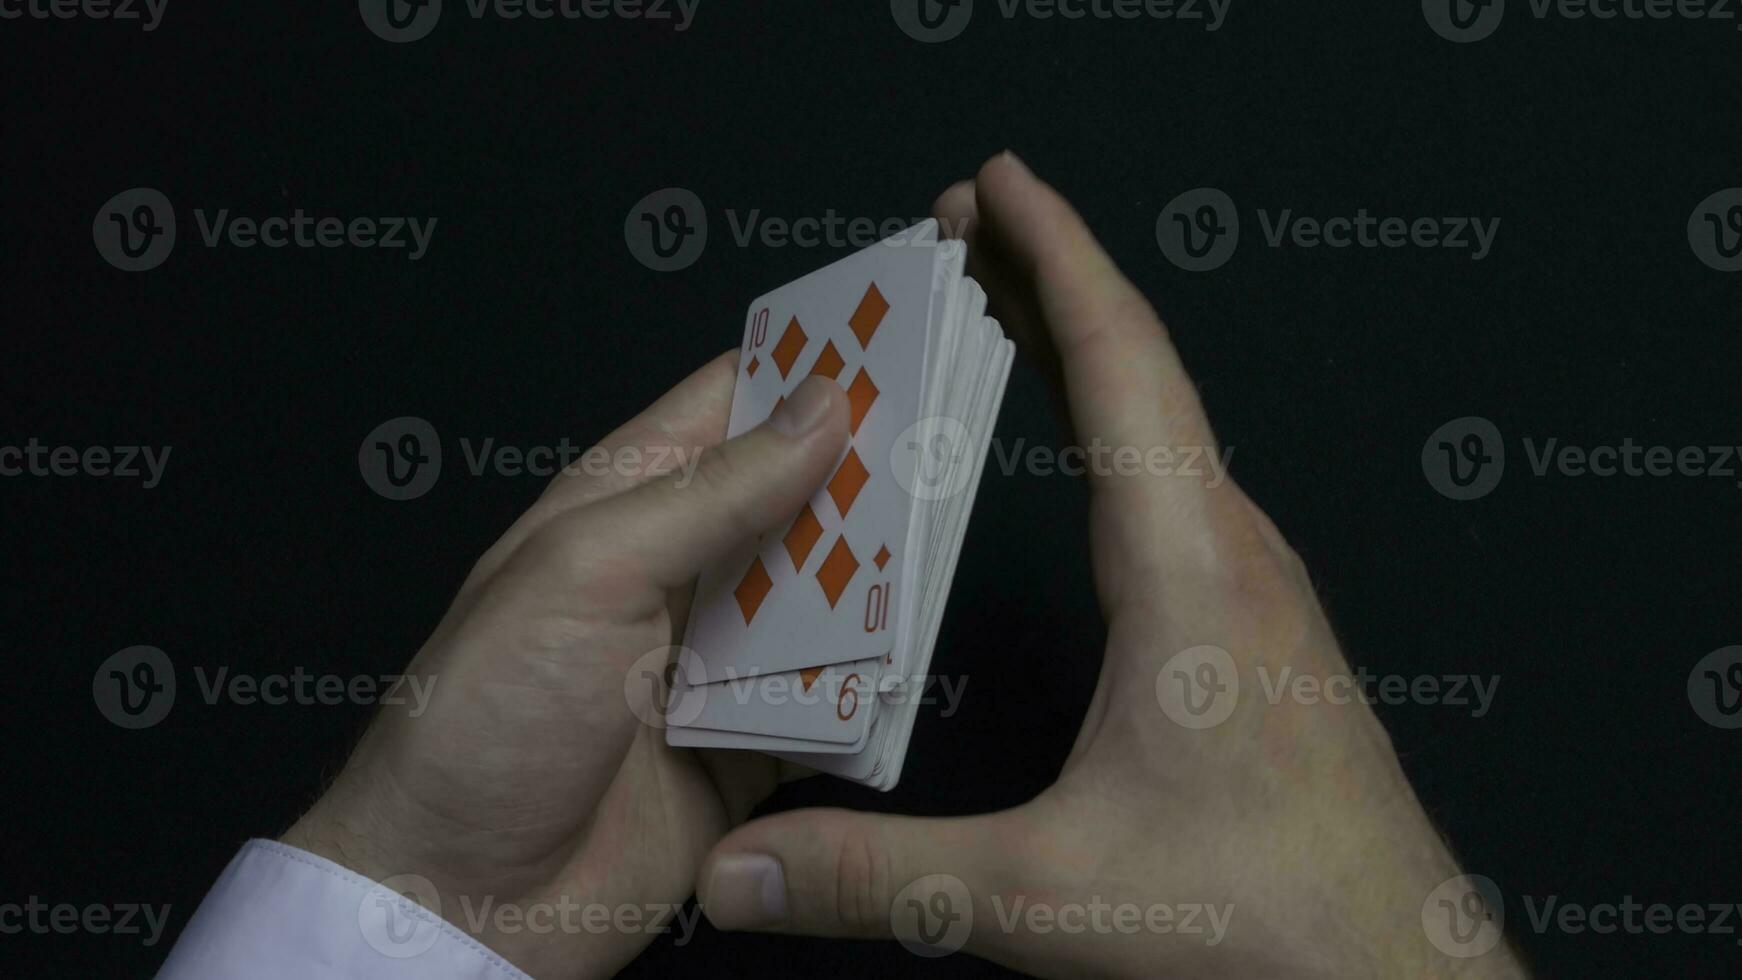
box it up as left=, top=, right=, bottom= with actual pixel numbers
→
left=157, top=839, right=532, bottom=980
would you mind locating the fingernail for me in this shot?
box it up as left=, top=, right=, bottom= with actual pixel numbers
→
left=768, top=376, right=835, bottom=438
left=1001, top=149, right=1031, bottom=175
left=704, top=854, right=788, bottom=930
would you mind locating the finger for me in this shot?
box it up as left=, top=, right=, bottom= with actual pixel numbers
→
left=967, top=155, right=1251, bottom=616
left=698, top=807, right=1019, bottom=946
left=692, top=749, right=779, bottom=826
left=574, top=375, right=849, bottom=596
left=932, top=179, right=978, bottom=241
left=934, top=176, right=1023, bottom=338
left=534, top=349, right=739, bottom=509
left=933, top=177, right=1067, bottom=400
left=688, top=753, right=817, bottom=829
left=776, top=760, right=819, bottom=783
left=973, top=152, right=1216, bottom=458
left=467, top=350, right=739, bottom=590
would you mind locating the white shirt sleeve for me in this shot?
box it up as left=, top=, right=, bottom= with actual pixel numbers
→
left=157, top=839, right=533, bottom=980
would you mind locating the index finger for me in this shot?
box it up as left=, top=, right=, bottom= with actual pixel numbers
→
left=971, top=153, right=1217, bottom=461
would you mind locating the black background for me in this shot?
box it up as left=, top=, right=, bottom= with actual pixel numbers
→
left=3, top=2, right=1739, bottom=977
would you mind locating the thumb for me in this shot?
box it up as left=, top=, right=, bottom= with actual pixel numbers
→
left=591, top=374, right=849, bottom=587
left=698, top=807, right=1019, bottom=948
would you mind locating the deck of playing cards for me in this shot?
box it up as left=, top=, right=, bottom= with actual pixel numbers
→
left=665, top=220, right=1013, bottom=790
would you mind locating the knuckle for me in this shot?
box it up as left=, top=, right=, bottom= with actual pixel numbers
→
left=1275, top=536, right=1311, bottom=585
left=1108, top=287, right=1163, bottom=337
left=1202, top=506, right=1307, bottom=626
left=504, top=512, right=648, bottom=613
left=515, top=509, right=590, bottom=576
left=1164, top=378, right=1210, bottom=435
left=833, top=829, right=895, bottom=936
left=1242, top=498, right=1308, bottom=575
left=690, top=443, right=742, bottom=497
left=690, top=445, right=760, bottom=537
left=1226, top=559, right=1319, bottom=654
left=1178, top=496, right=1333, bottom=665
left=512, top=510, right=610, bottom=589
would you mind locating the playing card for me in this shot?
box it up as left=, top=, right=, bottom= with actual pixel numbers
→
left=785, top=321, right=1014, bottom=788
left=682, top=229, right=946, bottom=680
left=663, top=656, right=881, bottom=750
left=665, top=220, right=1013, bottom=789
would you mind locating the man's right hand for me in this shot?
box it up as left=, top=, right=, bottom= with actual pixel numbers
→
left=693, top=153, right=1527, bottom=980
